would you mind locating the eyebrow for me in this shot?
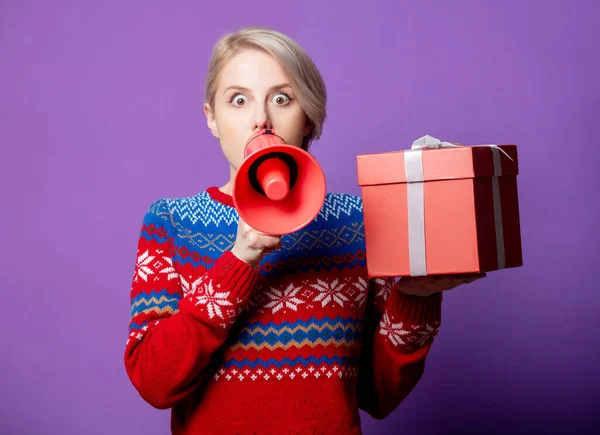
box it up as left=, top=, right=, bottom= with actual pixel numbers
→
left=223, top=83, right=292, bottom=95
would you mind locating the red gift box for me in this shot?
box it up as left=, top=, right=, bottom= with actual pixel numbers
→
left=356, top=135, right=523, bottom=277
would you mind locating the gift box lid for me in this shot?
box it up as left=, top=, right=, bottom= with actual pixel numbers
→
left=357, top=143, right=518, bottom=187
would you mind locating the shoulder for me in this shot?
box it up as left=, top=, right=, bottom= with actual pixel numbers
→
left=142, top=190, right=237, bottom=228
left=314, top=191, right=363, bottom=223
left=141, top=196, right=172, bottom=225
left=143, top=193, right=196, bottom=217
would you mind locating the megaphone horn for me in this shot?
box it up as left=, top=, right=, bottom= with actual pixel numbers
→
left=232, top=129, right=326, bottom=236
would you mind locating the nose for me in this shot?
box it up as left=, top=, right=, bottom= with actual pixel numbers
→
left=253, top=104, right=272, bottom=132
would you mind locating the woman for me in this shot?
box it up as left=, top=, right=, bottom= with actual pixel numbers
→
left=124, top=26, right=484, bottom=434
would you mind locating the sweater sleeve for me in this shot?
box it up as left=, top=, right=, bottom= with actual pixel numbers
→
left=356, top=277, right=442, bottom=419
left=124, top=199, right=259, bottom=409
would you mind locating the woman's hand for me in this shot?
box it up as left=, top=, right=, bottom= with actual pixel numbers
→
left=231, top=216, right=282, bottom=265
left=398, top=273, right=487, bottom=297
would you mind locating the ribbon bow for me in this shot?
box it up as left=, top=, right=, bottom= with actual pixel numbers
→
left=411, top=134, right=462, bottom=150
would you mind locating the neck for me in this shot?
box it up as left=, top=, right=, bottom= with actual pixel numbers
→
left=219, top=165, right=237, bottom=195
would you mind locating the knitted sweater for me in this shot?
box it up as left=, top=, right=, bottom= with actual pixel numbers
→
left=124, top=186, right=442, bottom=434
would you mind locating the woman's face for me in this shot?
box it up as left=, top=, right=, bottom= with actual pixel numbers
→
left=204, top=49, right=311, bottom=172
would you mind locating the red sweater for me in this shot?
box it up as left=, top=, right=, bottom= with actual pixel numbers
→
left=124, top=186, right=442, bottom=434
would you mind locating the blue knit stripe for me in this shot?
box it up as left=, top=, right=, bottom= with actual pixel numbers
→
left=223, top=355, right=358, bottom=370
left=129, top=321, right=148, bottom=331
left=164, top=191, right=363, bottom=229
left=149, top=191, right=368, bottom=276
left=243, top=316, right=361, bottom=331
left=130, top=289, right=180, bottom=319
left=236, top=326, right=360, bottom=346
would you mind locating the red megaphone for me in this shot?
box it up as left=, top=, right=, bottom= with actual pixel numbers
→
left=232, top=129, right=326, bottom=235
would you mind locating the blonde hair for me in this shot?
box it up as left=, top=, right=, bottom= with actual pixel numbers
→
left=204, top=26, right=327, bottom=150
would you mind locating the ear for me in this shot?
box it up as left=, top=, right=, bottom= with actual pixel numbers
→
left=203, top=103, right=219, bottom=139
left=303, top=119, right=312, bottom=137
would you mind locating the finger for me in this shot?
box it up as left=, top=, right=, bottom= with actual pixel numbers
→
left=260, top=235, right=282, bottom=247
left=255, top=229, right=282, bottom=237
left=247, top=234, right=276, bottom=249
left=262, top=244, right=281, bottom=255
left=260, top=238, right=283, bottom=254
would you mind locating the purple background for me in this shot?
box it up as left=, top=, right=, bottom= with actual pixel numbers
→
left=1, top=0, right=598, bottom=433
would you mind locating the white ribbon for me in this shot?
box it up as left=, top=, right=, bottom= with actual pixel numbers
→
left=404, top=135, right=512, bottom=275
left=410, top=135, right=462, bottom=150
left=404, top=151, right=427, bottom=276
left=490, top=147, right=505, bottom=269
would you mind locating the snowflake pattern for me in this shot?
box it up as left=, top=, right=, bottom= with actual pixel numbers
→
left=134, top=250, right=179, bottom=284
left=128, top=191, right=448, bottom=388
left=353, top=277, right=369, bottom=307
left=195, top=280, right=232, bottom=320
left=410, top=323, right=441, bottom=347
left=245, top=275, right=395, bottom=314
left=180, top=275, right=205, bottom=298
left=158, top=256, right=178, bottom=281
left=311, top=278, right=349, bottom=308
left=379, top=312, right=411, bottom=347
left=373, top=278, right=393, bottom=302
left=135, top=250, right=155, bottom=282
left=379, top=312, right=440, bottom=349
left=264, top=283, right=305, bottom=314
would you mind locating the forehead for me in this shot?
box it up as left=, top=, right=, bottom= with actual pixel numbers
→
left=217, top=49, right=290, bottom=89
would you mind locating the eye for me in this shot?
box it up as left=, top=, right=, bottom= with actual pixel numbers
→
left=230, top=94, right=248, bottom=106
left=272, top=92, right=291, bottom=105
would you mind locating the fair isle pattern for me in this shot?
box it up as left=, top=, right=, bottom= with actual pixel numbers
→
left=257, top=249, right=367, bottom=279
left=128, top=275, right=247, bottom=340
left=163, top=192, right=239, bottom=227
left=179, top=273, right=207, bottom=298
left=174, top=230, right=235, bottom=257
left=126, top=183, right=443, bottom=432
left=169, top=229, right=367, bottom=271
left=229, top=316, right=362, bottom=351
left=194, top=279, right=233, bottom=320
left=133, top=250, right=178, bottom=284
left=139, top=191, right=367, bottom=271
left=379, top=313, right=441, bottom=349
left=222, top=355, right=358, bottom=370
left=130, top=289, right=179, bottom=331
left=161, top=191, right=363, bottom=229
left=213, top=359, right=359, bottom=382
left=126, top=319, right=162, bottom=347
left=372, top=278, right=394, bottom=303
left=247, top=275, right=370, bottom=315
left=280, top=222, right=364, bottom=253
left=313, top=193, right=363, bottom=222
left=189, top=278, right=247, bottom=329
